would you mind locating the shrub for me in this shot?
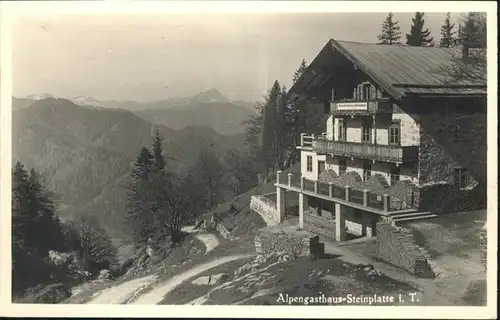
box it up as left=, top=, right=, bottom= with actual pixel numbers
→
left=20, top=283, right=71, bottom=304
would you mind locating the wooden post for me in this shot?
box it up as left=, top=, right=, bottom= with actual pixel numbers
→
left=335, top=203, right=346, bottom=241
left=277, top=170, right=282, bottom=185
left=300, top=133, right=305, bottom=146
left=300, top=176, right=305, bottom=191
left=372, top=115, right=377, bottom=145
left=328, top=182, right=333, bottom=197
left=383, top=194, right=389, bottom=212
left=345, top=186, right=351, bottom=202
left=314, top=180, right=319, bottom=193
left=363, top=190, right=368, bottom=207
left=287, top=173, right=293, bottom=187
left=298, top=193, right=308, bottom=229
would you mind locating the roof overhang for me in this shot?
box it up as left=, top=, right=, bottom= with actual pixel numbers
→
left=287, top=38, right=487, bottom=103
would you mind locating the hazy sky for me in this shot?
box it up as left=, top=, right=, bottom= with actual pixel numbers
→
left=13, top=12, right=462, bottom=102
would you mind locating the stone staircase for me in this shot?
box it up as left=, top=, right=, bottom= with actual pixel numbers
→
left=388, top=210, right=438, bottom=224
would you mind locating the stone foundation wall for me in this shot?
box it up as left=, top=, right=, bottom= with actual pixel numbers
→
left=418, top=182, right=486, bottom=214
left=376, top=222, right=434, bottom=278
left=254, top=229, right=314, bottom=257
left=418, top=105, right=486, bottom=186
left=303, top=213, right=336, bottom=240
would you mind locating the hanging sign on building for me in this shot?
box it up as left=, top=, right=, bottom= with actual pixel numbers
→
left=336, top=102, right=368, bottom=111
left=345, top=220, right=363, bottom=236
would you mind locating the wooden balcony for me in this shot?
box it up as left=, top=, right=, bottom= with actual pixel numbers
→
left=331, top=98, right=392, bottom=116
left=298, top=133, right=315, bottom=150
left=312, top=137, right=418, bottom=164
left=275, top=172, right=407, bottom=215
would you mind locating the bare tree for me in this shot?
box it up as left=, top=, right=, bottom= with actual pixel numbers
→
left=441, top=12, right=487, bottom=85
left=223, top=148, right=258, bottom=194
left=69, top=216, right=117, bottom=273
left=191, top=147, right=226, bottom=210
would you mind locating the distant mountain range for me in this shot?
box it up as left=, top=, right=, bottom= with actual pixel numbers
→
left=12, top=97, right=247, bottom=240
left=13, top=88, right=258, bottom=136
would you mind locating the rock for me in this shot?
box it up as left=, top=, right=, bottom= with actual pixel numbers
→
left=210, top=273, right=229, bottom=284
left=366, top=269, right=378, bottom=280
left=194, top=220, right=204, bottom=229
left=192, top=276, right=211, bottom=285
left=192, top=273, right=229, bottom=285
left=48, top=250, right=78, bottom=267
left=234, top=264, right=253, bottom=277
left=363, top=265, right=374, bottom=272
left=98, top=269, right=112, bottom=280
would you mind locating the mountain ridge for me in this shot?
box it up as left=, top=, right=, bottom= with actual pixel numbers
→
left=12, top=97, right=248, bottom=239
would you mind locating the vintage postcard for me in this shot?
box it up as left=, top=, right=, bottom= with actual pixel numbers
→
left=0, top=1, right=497, bottom=319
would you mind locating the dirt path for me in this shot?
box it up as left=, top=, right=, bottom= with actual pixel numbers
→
left=130, top=254, right=254, bottom=305
left=182, top=226, right=220, bottom=254
left=323, top=239, right=459, bottom=305
left=86, top=275, right=158, bottom=304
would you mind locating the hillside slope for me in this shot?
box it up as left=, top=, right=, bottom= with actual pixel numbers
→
left=12, top=98, right=247, bottom=239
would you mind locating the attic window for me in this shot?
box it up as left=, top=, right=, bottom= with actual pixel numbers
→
left=362, top=83, right=371, bottom=100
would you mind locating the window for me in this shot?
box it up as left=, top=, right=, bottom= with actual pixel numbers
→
left=339, top=159, right=347, bottom=175
left=390, top=167, right=400, bottom=186
left=453, top=168, right=468, bottom=189
left=306, top=156, right=313, bottom=172
left=389, top=121, right=401, bottom=145
left=338, top=118, right=346, bottom=141
left=362, top=117, right=372, bottom=143
left=318, top=161, right=325, bottom=175
left=363, top=163, right=372, bottom=181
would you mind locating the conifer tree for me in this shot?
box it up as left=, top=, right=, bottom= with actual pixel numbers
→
left=151, top=127, right=166, bottom=172
left=459, top=12, right=487, bottom=46
left=125, top=147, right=155, bottom=245
left=293, top=59, right=308, bottom=84
left=261, top=80, right=282, bottom=174
left=27, top=168, right=65, bottom=255
left=377, top=13, right=402, bottom=45
left=12, top=161, right=31, bottom=251
left=131, top=147, right=155, bottom=181
left=406, top=12, right=434, bottom=47
left=439, top=12, right=456, bottom=48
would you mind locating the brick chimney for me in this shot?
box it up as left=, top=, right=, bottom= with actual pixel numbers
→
left=452, top=37, right=485, bottom=62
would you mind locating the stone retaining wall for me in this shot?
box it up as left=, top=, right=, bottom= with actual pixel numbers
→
left=376, top=222, right=434, bottom=278
left=254, top=228, right=316, bottom=257
left=216, top=222, right=234, bottom=240
left=250, top=194, right=278, bottom=226
left=303, top=213, right=336, bottom=240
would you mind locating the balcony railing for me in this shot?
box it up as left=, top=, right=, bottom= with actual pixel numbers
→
left=312, top=137, right=418, bottom=164
left=331, top=98, right=392, bottom=115
left=276, top=171, right=396, bottom=214
left=299, top=134, right=314, bottom=148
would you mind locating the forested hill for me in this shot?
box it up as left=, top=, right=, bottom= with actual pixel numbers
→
left=12, top=97, right=247, bottom=239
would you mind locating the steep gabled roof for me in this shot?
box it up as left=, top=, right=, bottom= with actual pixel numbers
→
left=289, top=38, right=486, bottom=101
